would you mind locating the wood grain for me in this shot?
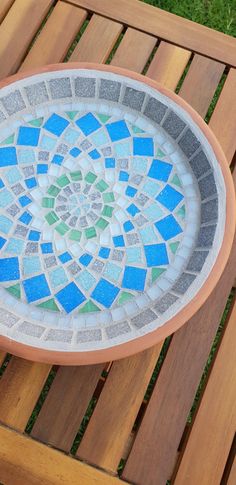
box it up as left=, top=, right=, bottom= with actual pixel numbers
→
left=0, top=0, right=53, bottom=79
left=179, top=55, right=225, bottom=117
left=20, top=1, right=87, bottom=71
left=31, top=364, right=104, bottom=452
left=65, top=0, right=236, bottom=66
left=69, top=14, right=123, bottom=63
left=0, top=0, right=15, bottom=23
left=174, top=300, right=236, bottom=484
left=146, top=41, right=191, bottom=91
left=0, top=424, right=123, bottom=485
left=111, top=28, right=156, bottom=72
left=0, top=357, right=50, bottom=431
left=227, top=455, right=236, bottom=485
left=210, top=69, right=236, bottom=163
left=77, top=344, right=163, bottom=471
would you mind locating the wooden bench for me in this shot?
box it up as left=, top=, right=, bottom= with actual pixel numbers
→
left=0, top=1, right=235, bottom=483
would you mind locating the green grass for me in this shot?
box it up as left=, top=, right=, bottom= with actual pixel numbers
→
left=141, top=0, right=236, bottom=37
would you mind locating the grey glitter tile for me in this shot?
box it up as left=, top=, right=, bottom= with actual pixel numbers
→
left=1, top=90, right=26, bottom=115
left=91, top=260, right=104, bottom=273
left=126, top=233, right=140, bottom=245
left=22, top=165, right=34, bottom=177
left=198, top=173, right=217, bottom=201
left=38, top=151, right=49, bottom=161
left=154, top=293, right=179, bottom=314
left=24, top=82, right=49, bottom=106
left=11, top=183, right=24, bottom=195
left=101, top=146, right=112, bottom=156
left=25, top=242, right=38, bottom=254
left=77, top=329, right=102, bottom=343
left=131, top=308, right=157, bottom=329
left=89, top=191, right=101, bottom=201
left=136, top=193, right=148, bottom=206
left=99, top=79, right=121, bottom=102
left=63, top=186, right=73, bottom=196
left=197, top=224, right=216, bottom=247
left=189, top=150, right=211, bottom=179
left=106, top=321, right=130, bottom=339
left=67, top=262, right=81, bottom=275
left=79, top=216, right=88, bottom=227
left=178, top=128, right=201, bottom=157
left=14, top=224, right=28, bottom=237
left=130, top=174, right=143, bottom=185
left=112, top=250, right=124, bottom=261
left=56, top=143, right=69, bottom=155
left=123, top=87, right=145, bottom=111
left=88, top=211, right=98, bottom=222
left=61, top=212, right=70, bottom=221
left=201, top=198, right=218, bottom=223
left=18, top=321, right=45, bottom=338
left=7, top=204, right=20, bottom=217
left=44, top=256, right=57, bottom=268
left=57, top=195, right=67, bottom=202
left=92, top=202, right=102, bottom=211
left=80, top=139, right=92, bottom=150
left=46, top=329, right=73, bottom=342
left=49, top=77, right=72, bottom=99
left=0, top=110, right=6, bottom=122
left=72, top=183, right=81, bottom=193
left=186, top=250, right=209, bottom=272
left=0, top=308, right=19, bottom=328
left=117, top=159, right=128, bottom=169
left=68, top=216, right=78, bottom=227
left=172, top=273, right=196, bottom=294
left=144, top=97, right=167, bottom=124
left=83, top=184, right=91, bottom=194
left=75, top=77, right=96, bottom=97
left=162, top=111, right=186, bottom=139
left=135, top=214, right=148, bottom=226
left=56, top=205, right=67, bottom=212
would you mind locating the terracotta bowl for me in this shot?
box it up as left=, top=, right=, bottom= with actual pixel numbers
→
left=0, top=63, right=234, bottom=364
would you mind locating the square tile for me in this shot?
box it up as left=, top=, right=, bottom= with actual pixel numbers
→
left=56, top=282, right=86, bottom=313
left=44, top=113, right=69, bottom=136
left=91, top=278, right=120, bottom=308
left=156, top=184, right=183, bottom=211
left=0, top=147, right=17, bottom=167
left=17, top=127, right=40, bottom=146
left=144, top=243, right=168, bottom=266
left=133, top=137, right=154, bottom=156
left=23, top=274, right=51, bottom=303
left=122, top=266, right=147, bottom=291
left=106, top=120, right=130, bottom=142
left=155, top=215, right=183, bottom=240
left=0, top=257, right=20, bottom=281
left=76, top=113, right=101, bottom=135
left=148, top=159, right=172, bottom=181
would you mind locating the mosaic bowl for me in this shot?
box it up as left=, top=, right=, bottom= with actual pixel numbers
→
left=0, top=64, right=234, bottom=364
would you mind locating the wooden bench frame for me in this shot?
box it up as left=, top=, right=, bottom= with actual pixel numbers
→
left=0, top=1, right=235, bottom=484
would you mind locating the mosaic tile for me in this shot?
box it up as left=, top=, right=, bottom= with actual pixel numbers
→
left=25, top=82, right=49, bottom=106
left=1, top=90, right=25, bottom=115
left=144, top=97, right=167, bottom=124
left=49, top=77, right=72, bottom=99
left=123, top=87, right=145, bottom=111
left=75, top=77, right=96, bottom=97
left=178, top=128, right=201, bottom=157
left=162, top=111, right=186, bottom=139
left=99, top=79, right=121, bottom=102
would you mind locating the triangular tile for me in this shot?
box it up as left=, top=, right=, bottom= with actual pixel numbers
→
left=151, top=268, right=166, bottom=283
left=28, top=117, right=44, bottom=127
left=37, top=298, right=60, bottom=312
left=176, top=205, right=186, bottom=219
left=79, top=300, right=101, bottom=313
left=171, top=174, right=182, bottom=187
left=118, top=291, right=134, bottom=305
left=65, top=111, right=79, bottom=120
left=97, top=113, right=111, bottom=123
left=156, top=148, right=166, bottom=158
left=0, top=134, right=15, bottom=145
left=132, top=125, right=145, bottom=134
left=6, top=283, right=21, bottom=299
left=169, top=241, right=180, bottom=254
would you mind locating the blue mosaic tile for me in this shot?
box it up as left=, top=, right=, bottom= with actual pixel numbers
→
left=156, top=185, right=184, bottom=211
left=37, top=164, right=48, bottom=174
left=106, top=120, right=130, bottom=141
left=44, top=113, right=69, bottom=136
left=23, top=256, right=41, bottom=275
left=5, top=238, right=24, bottom=255
left=58, top=252, right=72, bottom=264
left=123, top=221, right=134, bottom=232
left=155, top=215, right=183, bottom=241
left=49, top=267, right=68, bottom=288
left=98, top=247, right=110, bottom=259
left=52, top=154, right=64, bottom=165
left=55, top=282, right=85, bottom=312
left=29, top=230, right=40, bottom=241
left=119, top=171, right=129, bottom=181
left=144, top=243, right=168, bottom=267
left=122, top=266, right=147, bottom=291
left=79, top=253, right=93, bottom=266
left=148, top=159, right=172, bottom=182
left=23, top=274, right=51, bottom=303
left=133, top=137, right=154, bottom=156
left=0, top=257, right=20, bottom=281
left=17, top=127, right=40, bottom=146
left=18, top=195, right=31, bottom=207
left=105, top=157, right=115, bottom=168
left=91, top=278, right=120, bottom=308
left=41, top=243, right=53, bottom=254
left=19, top=211, right=32, bottom=225
left=70, top=147, right=81, bottom=157
left=126, top=204, right=140, bottom=216
left=89, top=149, right=100, bottom=160
left=0, top=147, right=17, bottom=167
left=25, top=177, right=37, bottom=188
left=76, top=112, right=101, bottom=135
left=113, top=235, right=125, bottom=247
left=125, top=186, right=137, bottom=197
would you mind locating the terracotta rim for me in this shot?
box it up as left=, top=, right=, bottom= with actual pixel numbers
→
left=0, top=62, right=235, bottom=365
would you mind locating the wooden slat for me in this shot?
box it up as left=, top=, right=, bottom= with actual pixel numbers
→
left=210, top=69, right=236, bottom=163
left=65, top=0, right=236, bottom=67
left=174, top=300, right=236, bottom=485
left=110, top=28, right=156, bottom=72
left=0, top=351, right=6, bottom=367
left=0, top=424, right=123, bottom=485
left=69, top=14, right=123, bottom=63
left=77, top=344, right=163, bottom=471
left=0, top=357, right=50, bottom=431
left=20, top=1, right=87, bottom=71
left=0, top=0, right=53, bottom=80
left=146, top=41, right=191, bottom=91
left=0, top=0, right=15, bottom=23
left=31, top=364, right=104, bottom=452
left=179, top=55, right=225, bottom=117
left=227, top=455, right=236, bottom=485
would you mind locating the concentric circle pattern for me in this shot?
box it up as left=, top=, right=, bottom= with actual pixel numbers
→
left=0, top=68, right=226, bottom=356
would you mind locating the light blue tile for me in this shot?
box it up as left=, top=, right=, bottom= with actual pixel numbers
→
left=90, top=131, right=109, bottom=146
left=0, top=215, right=13, bottom=234
left=18, top=149, right=35, bottom=164
left=63, top=127, right=80, bottom=144
left=5, top=167, right=22, bottom=184
left=5, top=238, right=25, bottom=255
left=76, top=270, right=96, bottom=291
left=142, top=180, right=160, bottom=197
left=126, top=247, right=142, bottom=264
left=0, top=188, right=14, bottom=207
left=143, top=203, right=164, bottom=221
left=139, top=226, right=158, bottom=243
left=114, top=141, right=131, bottom=157
left=131, top=157, right=148, bottom=174
left=23, top=256, right=41, bottom=275
left=40, top=135, right=57, bottom=151
left=49, top=267, right=68, bottom=288
left=103, top=262, right=122, bottom=282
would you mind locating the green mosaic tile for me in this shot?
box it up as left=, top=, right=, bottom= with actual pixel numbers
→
left=102, top=205, right=114, bottom=217
left=103, top=192, right=115, bottom=203
left=65, top=111, right=79, bottom=120
left=85, top=227, right=97, bottom=239
left=70, top=170, right=82, bottom=181
left=176, top=205, right=186, bottom=219
left=96, top=180, right=109, bottom=192
left=78, top=300, right=101, bottom=313
left=28, top=117, right=44, bottom=127
left=37, top=298, right=60, bottom=312
left=118, top=291, right=134, bottom=305
left=42, top=197, right=55, bottom=208
left=132, top=125, right=145, bottom=134
left=47, top=185, right=60, bottom=196
left=169, top=241, right=180, bottom=254
left=68, top=229, right=82, bottom=241
left=45, top=211, right=59, bottom=225
left=56, top=175, right=70, bottom=187
left=151, top=267, right=166, bottom=283
left=96, top=113, right=111, bottom=123
left=55, top=221, right=70, bottom=235
left=6, top=283, right=21, bottom=299
left=171, top=174, right=182, bottom=188
left=85, top=172, right=97, bottom=184
left=156, top=148, right=166, bottom=158
left=0, top=134, right=14, bottom=145
left=96, top=218, right=109, bottom=230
